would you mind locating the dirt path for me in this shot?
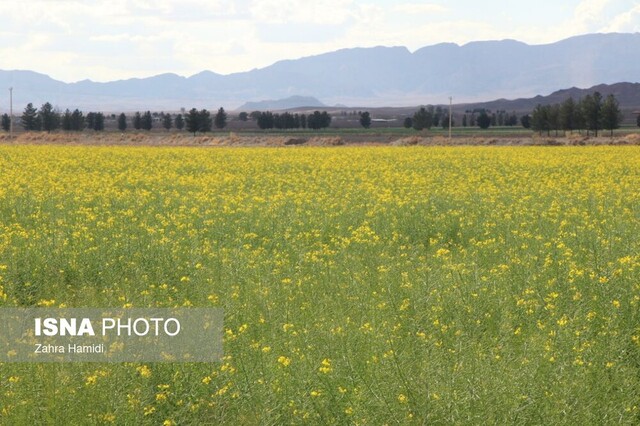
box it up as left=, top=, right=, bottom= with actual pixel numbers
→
left=1, top=132, right=639, bottom=146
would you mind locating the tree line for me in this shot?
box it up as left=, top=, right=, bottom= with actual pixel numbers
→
left=2, top=103, right=340, bottom=134
left=0, top=102, right=231, bottom=134
left=404, top=107, right=522, bottom=131
left=2, top=95, right=635, bottom=135
left=399, top=92, right=628, bottom=135
left=404, top=106, right=455, bottom=131
left=17, top=102, right=108, bottom=132
left=253, top=111, right=332, bottom=130
left=530, top=92, right=622, bottom=137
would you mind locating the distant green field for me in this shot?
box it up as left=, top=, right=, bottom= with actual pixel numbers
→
left=226, top=125, right=639, bottom=139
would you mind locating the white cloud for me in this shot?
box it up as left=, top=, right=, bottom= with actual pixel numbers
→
left=601, top=4, right=640, bottom=32
left=393, top=3, right=448, bottom=14
left=351, top=4, right=385, bottom=26
left=127, top=0, right=249, bottom=20
left=249, top=0, right=354, bottom=25
left=89, top=34, right=132, bottom=43
left=570, top=0, right=615, bottom=31
left=347, top=19, right=504, bottom=50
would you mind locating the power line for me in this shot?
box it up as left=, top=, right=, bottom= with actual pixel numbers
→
left=448, top=96, right=452, bottom=141
left=9, top=87, right=13, bottom=139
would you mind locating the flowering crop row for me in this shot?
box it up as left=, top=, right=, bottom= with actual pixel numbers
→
left=0, top=145, right=639, bottom=423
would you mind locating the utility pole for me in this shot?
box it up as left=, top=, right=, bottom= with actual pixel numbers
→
left=448, top=96, right=452, bottom=141
left=9, top=87, right=13, bottom=139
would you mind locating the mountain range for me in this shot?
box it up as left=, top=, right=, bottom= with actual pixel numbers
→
left=238, top=96, right=325, bottom=111
left=0, top=32, right=639, bottom=112
left=468, top=82, right=640, bottom=113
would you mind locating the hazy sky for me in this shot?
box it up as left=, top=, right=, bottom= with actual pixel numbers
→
left=0, top=0, right=638, bottom=82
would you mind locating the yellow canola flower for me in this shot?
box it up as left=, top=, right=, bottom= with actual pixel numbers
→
left=136, top=365, right=152, bottom=378
left=318, top=358, right=332, bottom=374
left=278, top=356, right=291, bottom=367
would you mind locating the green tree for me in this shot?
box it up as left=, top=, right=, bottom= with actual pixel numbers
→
left=238, top=112, right=248, bottom=121
left=531, top=104, right=551, bottom=135
left=38, top=102, right=60, bottom=133
left=582, top=91, right=603, bottom=137
left=600, top=94, right=623, bottom=136
left=412, top=107, right=433, bottom=131
left=637, top=114, right=640, bottom=128
left=477, top=111, right=491, bottom=129
left=273, top=112, right=298, bottom=130
left=141, top=111, right=153, bottom=131
left=573, top=100, right=586, bottom=133
left=199, top=109, right=212, bottom=132
left=322, top=111, right=332, bottom=128
left=162, top=113, right=172, bottom=131
left=560, top=97, right=577, bottom=134
left=62, top=109, right=72, bottom=131
left=71, top=109, right=84, bottom=131
left=175, top=114, right=184, bottom=131
left=21, top=103, right=40, bottom=131
left=95, top=113, right=105, bottom=131
left=441, top=114, right=454, bottom=129
left=307, top=111, right=320, bottom=130
left=118, top=113, right=127, bottom=132
left=307, top=111, right=331, bottom=130
left=214, top=107, right=227, bottom=129
left=86, top=112, right=96, bottom=130
left=273, top=113, right=282, bottom=129
left=86, top=112, right=104, bottom=131
left=133, top=112, right=142, bottom=130
left=403, top=117, right=413, bottom=129
left=359, top=111, right=371, bottom=129
left=185, top=109, right=200, bottom=135
left=1, top=113, right=9, bottom=132
left=549, top=104, right=561, bottom=136
left=462, top=114, right=467, bottom=127
left=257, top=111, right=274, bottom=130
left=520, top=114, right=531, bottom=129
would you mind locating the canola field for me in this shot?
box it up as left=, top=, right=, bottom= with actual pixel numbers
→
left=1, top=145, right=640, bottom=424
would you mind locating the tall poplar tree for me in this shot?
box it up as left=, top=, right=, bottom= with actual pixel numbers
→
left=21, top=103, right=40, bottom=131
left=185, top=108, right=200, bottom=135
left=359, top=111, right=371, bottom=129
left=581, top=92, right=603, bottom=137
left=175, top=114, right=184, bottom=131
left=118, top=113, right=127, bottom=131
left=133, top=112, right=142, bottom=130
left=39, top=102, right=60, bottom=133
left=1, top=113, right=9, bottom=132
left=141, top=111, right=153, bottom=130
left=199, top=109, right=212, bottom=132
left=214, top=107, right=227, bottom=129
left=162, top=113, right=172, bottom=131
left=600, top=94, right=623, bottom=136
